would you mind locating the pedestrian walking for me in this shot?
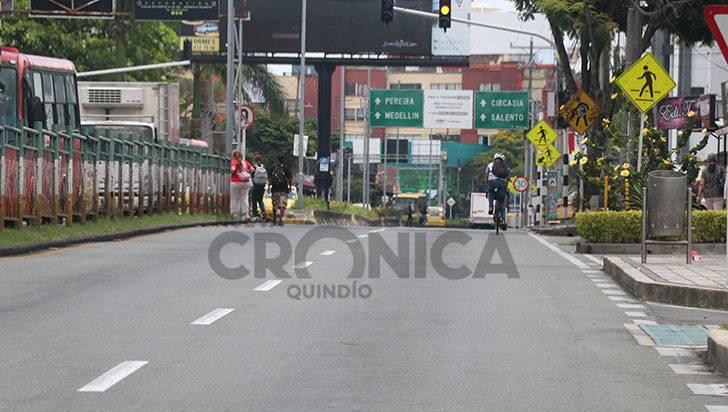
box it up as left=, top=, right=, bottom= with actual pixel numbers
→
left=406, top=202, right=414, bottom=227
left=698, top=153, right=726, bottom=210
left=419, top=203, right=428, bottom=226
left=269, top=155, right=292, bottom=226
left=251, top=154, right=268, bottom=221
left=230, top=149, right=253, bottom=220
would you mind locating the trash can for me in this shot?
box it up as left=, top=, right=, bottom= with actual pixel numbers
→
left=647, top=170, right=687, bottom=237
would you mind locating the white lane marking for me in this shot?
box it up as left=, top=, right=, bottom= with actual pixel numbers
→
left=345, top=239, right=359, bottom=244
left=608, top=296, right=636, bottom=302
left=591, top=278, right=610, bottom=283
left=687, top=384, right=728, bottom=396
left=357, top=234, right=369, bottom=239
left=78, top=361, right=148, bottom=392
left=369, top=228, right=386, bottom=233
left=623, top=322, right=655, bottom=346
left=582, top=270, right=602, bottom=274
left=527, top=233, right=590, bottom=269
left=706, top=406, right=728, bottom=411
left=254, top=279, right=282, bottom=292
left=294, top=261, right=313, bottom=269
left=647, top=302, right=728, bottom=314
left=655, top=347, right=695, bottom=357
left=584, top=254, right=603, bottom=265
left=595, top=283, right=620, bottom=289
left=669, top=364, right=711, bottom=375
left=191, top=308, right=234, bottom=326
left=602, top=289, right=627, bottom=295
left=320, top=250, right=336, bottom=256
left=625, top=311, right=647, bottom=318
left=616, top=303, right=646, bottom=309
left=633, top=319, right=657, bottom=326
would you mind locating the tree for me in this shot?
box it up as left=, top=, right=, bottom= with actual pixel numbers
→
left=245, top=108, right=317, bottom=165
left=463, top=129, right=526, bottom=191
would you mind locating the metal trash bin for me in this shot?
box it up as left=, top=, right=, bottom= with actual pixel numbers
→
left=647, top=170, right=687, bottom=237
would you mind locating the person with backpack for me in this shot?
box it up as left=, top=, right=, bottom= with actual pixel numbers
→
left=485, top=153, right=510, bottom=220
left=251, top=154, right=268, bottom=221
left=698, top=153, right=726, bottom=210
left=230, top=149, right=253, bottom=221
left=269, top=155, right=292, bottom=226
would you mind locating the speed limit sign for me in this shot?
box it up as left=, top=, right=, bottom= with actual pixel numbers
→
left=513, top=176, right=529, bottom=193
left=240, top=104, right=255, bottom=129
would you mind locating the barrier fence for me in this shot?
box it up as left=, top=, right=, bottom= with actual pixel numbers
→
left=0, top=122, right=231, bottom=231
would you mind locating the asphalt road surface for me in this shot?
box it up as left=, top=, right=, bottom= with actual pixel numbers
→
left=1, top=225, right=727, bottom=411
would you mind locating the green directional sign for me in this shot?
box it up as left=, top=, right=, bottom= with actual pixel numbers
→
left=474, top=91, right=529, bottom=129
left=369, top=90, right=424, bottom=127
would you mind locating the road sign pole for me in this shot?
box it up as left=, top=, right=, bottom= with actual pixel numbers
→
left=637, top=114, right=645, bottom=170
left=297, top=0, right=307, bottom=210
left=224, top=0, right=235, bottom=156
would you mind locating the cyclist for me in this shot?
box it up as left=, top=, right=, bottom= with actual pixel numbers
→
left=485, top=153, right=510, bottom=228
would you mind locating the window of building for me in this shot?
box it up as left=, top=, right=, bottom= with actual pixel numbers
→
left=479, top=83, right=501, bottom=92
left=390, top=83, right=421, bottom=90
left=430, top=83, right=461, bottom=90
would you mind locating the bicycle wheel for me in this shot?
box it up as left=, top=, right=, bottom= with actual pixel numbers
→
left=494, top=198, right=500, bottom=235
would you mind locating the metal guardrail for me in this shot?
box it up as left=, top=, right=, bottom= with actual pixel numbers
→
left=0, top=122, right=231, bottom=230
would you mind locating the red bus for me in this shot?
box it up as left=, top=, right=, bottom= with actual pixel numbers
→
left=0, top=46, right=80, bottom=130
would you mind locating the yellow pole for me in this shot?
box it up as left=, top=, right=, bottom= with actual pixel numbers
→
left=604, top=176, right=609, bottom=211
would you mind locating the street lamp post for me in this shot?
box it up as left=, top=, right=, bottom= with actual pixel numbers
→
left=297, top=0, right=308, bottom=210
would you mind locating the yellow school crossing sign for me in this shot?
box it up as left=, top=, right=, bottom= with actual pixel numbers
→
left=559, top=90, right=600, bottom=134
left=616, top=53, right=676, bottom=113
left=526, top=120, right=557, bottom=151
left=536, top=145, right=561, bottom=168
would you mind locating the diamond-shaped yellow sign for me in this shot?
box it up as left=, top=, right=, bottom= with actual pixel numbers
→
left=559, top=90, right=600, bottom=134
left=616, top=52, right=676, bottom=113
left=527, top=120, right=558, bottom=151
left=535, top=145, right=561, bottom=168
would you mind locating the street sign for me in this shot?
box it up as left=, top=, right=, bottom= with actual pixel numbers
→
left=293, top=134, right=309, bottom=157
left=135, top=0, right=218, bottom=20
left=474, top=91, right=529, bottom=129
left=369, top=90, right=424, bottom=127
left=535, top=145, right=561, bottom=168
left=527, top=120, right=558, bottom=151
left=559, top=89, right=600, bottom=134
left=512, top=176, right=529, bottom=193
left=30, top=0, right=114, bottom=17
left=423, top=90, right=473, bottom=129
left=616, top=52, right=676, bottom=113
left=447, top=197, right=456, bottom=207
left=705, top=6, right=728, bottom=65
left=240, top=104, right=255, bottom=129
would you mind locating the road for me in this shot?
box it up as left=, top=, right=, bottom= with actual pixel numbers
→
left=1, top=225, right=727, bottom=411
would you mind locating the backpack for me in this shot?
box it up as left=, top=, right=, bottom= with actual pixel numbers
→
left=253, top=164, right=268, bottom=185
left=270, top=164, right=288, bottom=187
left=492, top=158, right=509, bottom=179
left=235, top=160, right=251, bottom=183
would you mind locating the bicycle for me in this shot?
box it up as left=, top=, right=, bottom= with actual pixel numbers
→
left=492, top=186, right=507, bottom=235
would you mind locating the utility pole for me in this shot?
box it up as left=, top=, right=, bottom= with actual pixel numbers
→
left=523, top=38, right=534, bottom=228
left=363, top=67, right=371, bottom=208
left=296, top=0, right=308, bottom=210
left=337, top=66, right=345, bottom=203
left=224, top=0, right=235, bottom=155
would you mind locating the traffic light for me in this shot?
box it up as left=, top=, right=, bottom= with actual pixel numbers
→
left=439, top=0, right=451, bottom=31
left=557, top=90, right=570, bottom=129
left=381, top=0, right=393, bottom=24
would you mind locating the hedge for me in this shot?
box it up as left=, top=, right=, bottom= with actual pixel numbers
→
left=576, top=210, right=726, bottom=244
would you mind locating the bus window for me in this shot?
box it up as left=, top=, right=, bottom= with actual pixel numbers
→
left=41, top=73, right=55, bottom=128
left=0, top=67, right=18, bottom=126
left=32, top=72, right=43, bottom=99
left=54, top=74, right=68, bottom=127
left=64, top=74, right=78, bottom=128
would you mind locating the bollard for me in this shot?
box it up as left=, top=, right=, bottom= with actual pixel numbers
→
left=603, top=175, right=609, bottom=211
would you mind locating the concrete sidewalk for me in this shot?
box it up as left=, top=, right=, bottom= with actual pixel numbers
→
left=604, top=255, right=728, bottom=310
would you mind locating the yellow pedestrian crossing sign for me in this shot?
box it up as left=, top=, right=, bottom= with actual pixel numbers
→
left=527, top=120, right=557, bottom=151
left=559, top=90, right=600, bottom=134
left=616, top=53, right=676, bottom=113
left=536, top=145, right=560, bottom=168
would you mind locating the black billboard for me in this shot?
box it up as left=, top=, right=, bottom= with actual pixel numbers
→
left=135, top=0, right=218, bottom=20
left=232, top=0, right=432, bottom=55
left=30, top=0, right=115, bottom=16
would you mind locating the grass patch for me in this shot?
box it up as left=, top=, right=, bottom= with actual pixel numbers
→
left=0, top=213, right=221, bottom=247
left=303, top=198, right=381, bottom=220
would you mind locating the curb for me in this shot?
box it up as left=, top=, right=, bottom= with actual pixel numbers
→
left=0, top=219, right=241, bottom=258
left=530, top=224, right=577, bottom=237
left=708, top=329, right=728, bottom=374
left=603, top=256, right=728, bottom=310
left=577, top=242, right=726, bottom=255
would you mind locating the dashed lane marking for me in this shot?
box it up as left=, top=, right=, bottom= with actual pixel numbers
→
left=669, top=364, right=711, bottom=375
left=623, top=322, right=655, bottom=346
left=294, top=261, right=314, bottom=269
left=369, top=228, right=386, bottom=233
left=254, top=280, right=282, bottom=292
left=357, top=234, right=369, bottom=239
left=625, top=311, right=647, bottom=318
left=527, top=233, right=590, bottom=269
left=78, top=361, right=148, bottom=392
left=320, top=250, right=336, bottom=256
left=595, top=283, right=620, bottom=289
left=617, top=303, right=647, bottom=309
left=687, top=384, right=728, bottom=396
left=633, top=319, right=658, bottom=326
left=608, top=296, right=637, bottom=302
left=584, top=254, right=603, bottom=265
left=345, top=239, right=359, bottom=244
left=705, top=406, right=728, bottom=411
left=602, top=289, right=627, bottom=296
left=191, top=308, right=234, bottom=326
left=582, top=270, right=602, bottom=274
left=656, top=347, right=696, bottom=357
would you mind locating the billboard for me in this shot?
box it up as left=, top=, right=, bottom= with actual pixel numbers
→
left=180, top=21, right=221, bottom=55
left=30, top=0, right=114, bottom=17
left=654, top=96, right=699, bottom=130
left=135, top=0, right=218, bottom=20
left=235, top=0, right=432, bottom=55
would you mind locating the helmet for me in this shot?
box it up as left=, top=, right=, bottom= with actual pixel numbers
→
left=493, top=153, right=505, bottom=160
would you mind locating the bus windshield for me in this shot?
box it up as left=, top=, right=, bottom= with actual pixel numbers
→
left=0, top=68, right=18, bottom=126
left=84, top=124, right=155, bottom=141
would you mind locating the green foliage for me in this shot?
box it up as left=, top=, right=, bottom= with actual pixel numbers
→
left=244, top=109, right=317, bottom=164
left=462, top=129, right=525, bottom=191
left=0, top=5, right=179, bottom=81
left=576, top=210, right=727, bottom=243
